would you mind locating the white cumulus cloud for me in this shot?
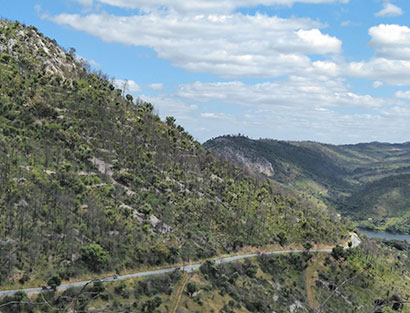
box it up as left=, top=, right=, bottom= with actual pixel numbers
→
left=201, top=112, right=233, bottom=120
left=96, top=0, right=349, bottom=14
left=395, top=90, right=410, bottom=99
left=177, top=78, right=386, bottom=109
left=348, top=24, right=410, bottom=86
left=369, top=24, right=410, bottom=60
left=372, top=81, right=383, bottom=88
left=140, top=78, right=408, bottom=143
left=349, top=58, right=410, bottom=86
left=114, top=79, right=141, bottom=92
left=375, top=2, right=403, bottom=17
left=147, top=83, right=164, bottom=91
left=51, top=12, right=341, bottom=78
left=296, top=29, right=342, bottom=53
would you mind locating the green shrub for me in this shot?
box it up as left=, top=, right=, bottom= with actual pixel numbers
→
left=80, top=244, right=110, bottom=272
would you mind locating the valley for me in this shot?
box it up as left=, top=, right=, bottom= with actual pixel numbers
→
left=204, top=136, right=410, bottom=234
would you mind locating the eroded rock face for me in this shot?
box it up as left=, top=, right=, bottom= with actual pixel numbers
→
left=220, top=145, right=275, bottom=177
left=0, top=20, right=83, bottom=79
left=205, top=137, right=275, bottom=178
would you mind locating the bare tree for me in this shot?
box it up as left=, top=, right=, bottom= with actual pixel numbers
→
left=371, top=294, right=410, bottom=313
left=121, top=80, right=129, bottom=97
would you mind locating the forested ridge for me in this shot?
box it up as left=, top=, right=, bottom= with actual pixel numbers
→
left=0, top=19, right=349, bottom=289
left=204, top=136, right=410, bottom=234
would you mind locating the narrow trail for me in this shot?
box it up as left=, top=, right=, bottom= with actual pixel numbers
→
left=171, top=274, right=190, bottom=313
left=305, top=257, right=321, bottom=310
left=0, top=234, right=361, bottom=297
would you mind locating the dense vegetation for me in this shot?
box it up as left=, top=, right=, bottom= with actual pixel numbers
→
left=0, top=19, right=350, bottom=292
left=204, top=136, right=410, bottom=233
left=1, top=238, right=408, bottom=312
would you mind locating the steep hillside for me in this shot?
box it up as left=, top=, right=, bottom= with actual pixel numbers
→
left=0, top=19, right=348, bottom=288
left=204, top=136, right=410, bottom=233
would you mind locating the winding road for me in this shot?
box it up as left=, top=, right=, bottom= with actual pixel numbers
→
left=0, top=234, right=360, bottom=297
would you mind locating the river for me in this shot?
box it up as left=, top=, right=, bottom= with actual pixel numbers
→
left=358, top=229, right=410, bottom=242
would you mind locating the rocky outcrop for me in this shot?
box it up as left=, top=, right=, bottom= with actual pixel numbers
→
left=217, top=145, right=275, bottom=177
left=0, top=20, right=82, bottom=79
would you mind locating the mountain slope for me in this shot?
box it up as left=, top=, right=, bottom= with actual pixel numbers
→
left=0, top=19, right=348, bottom=287
left=204, top=135, right=410, bottom=233
left=204, top=136, right=349, bottom=188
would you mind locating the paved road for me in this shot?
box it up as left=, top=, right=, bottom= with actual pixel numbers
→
left=0, top=234, right=360, bottom=297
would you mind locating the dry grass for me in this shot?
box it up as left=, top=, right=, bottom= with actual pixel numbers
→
left=170, top=273, right=189, bottom=313
left=305, top=256, right=324, bottom=310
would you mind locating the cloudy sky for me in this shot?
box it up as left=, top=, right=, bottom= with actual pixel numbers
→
left=3, top=0, right=410, bottom=143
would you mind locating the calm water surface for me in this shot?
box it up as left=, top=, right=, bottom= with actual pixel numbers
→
left=358, top=229, right=410, bottom=242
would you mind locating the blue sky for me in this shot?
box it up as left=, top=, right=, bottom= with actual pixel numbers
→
left=2, top=0, right=410, bottom=143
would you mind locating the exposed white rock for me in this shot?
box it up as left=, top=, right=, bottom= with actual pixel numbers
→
left=91, top=157, right=114, bottom=177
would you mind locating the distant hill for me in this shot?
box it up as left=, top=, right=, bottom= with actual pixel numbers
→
left=204, top=136, right=410, bottom=233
